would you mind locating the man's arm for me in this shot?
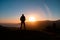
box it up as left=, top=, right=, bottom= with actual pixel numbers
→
left=20, top=17, right=22, bottom=21
left=24, top=16, right=26, bottom=21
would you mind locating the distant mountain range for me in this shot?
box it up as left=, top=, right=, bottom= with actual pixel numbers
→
left=0, top=20, right=60, bottom=31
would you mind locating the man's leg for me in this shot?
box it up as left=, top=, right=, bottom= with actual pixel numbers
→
left=24, top=22, right=26, bottom=30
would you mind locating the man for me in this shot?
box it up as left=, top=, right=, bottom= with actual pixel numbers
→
left=20, top=14, right=26, bottom=30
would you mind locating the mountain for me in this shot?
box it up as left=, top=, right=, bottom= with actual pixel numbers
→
left=0, top=20, right=60, bottom=39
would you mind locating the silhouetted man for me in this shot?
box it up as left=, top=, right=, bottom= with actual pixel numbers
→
left=20, top=14, right=26, bottom=30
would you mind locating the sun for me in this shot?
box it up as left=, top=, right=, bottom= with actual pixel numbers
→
left=29, top=16, right=36, bottom=22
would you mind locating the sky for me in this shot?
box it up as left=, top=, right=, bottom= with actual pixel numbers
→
left=0, top=0, right=60, bottom=23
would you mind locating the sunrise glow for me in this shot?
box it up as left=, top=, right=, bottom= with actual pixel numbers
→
left=29, top=16, right=36, bottom=22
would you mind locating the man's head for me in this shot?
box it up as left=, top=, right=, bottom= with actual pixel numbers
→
left=22, top=14, right=24, bottom=16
